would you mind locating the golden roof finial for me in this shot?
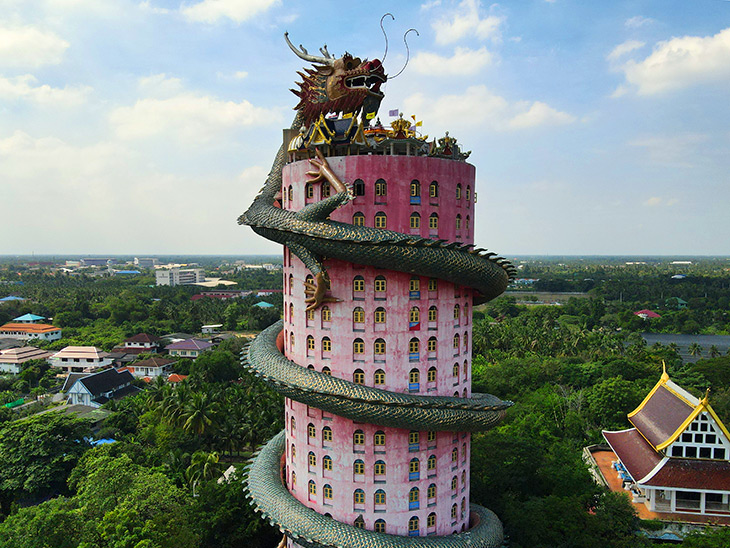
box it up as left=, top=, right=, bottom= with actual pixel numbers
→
left=701, top=387, right=711, bottom=405
left=660, top=360, right=669, bottom=381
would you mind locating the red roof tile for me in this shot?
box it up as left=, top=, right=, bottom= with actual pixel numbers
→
left=0, top=322, right=61, bottom=334
left=125, top=333, right=161, bottom=344
left=629, top=385, right=694, bottom=448
left=603, top=428, right=663, bottom=482
left=644, top=459, right=730, bottom=490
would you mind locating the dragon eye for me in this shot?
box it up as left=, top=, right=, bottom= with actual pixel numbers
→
left=346, top=61, right=354, bottom=70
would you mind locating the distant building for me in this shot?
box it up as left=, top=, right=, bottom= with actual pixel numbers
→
left=254, top=301, right=275, bottom=309
left=192, top=289, right=251, bottom=301
left=66, top=368, right=140, bottom=408
left=114, top=270, right=141, bottom=276
left=0, top=322, right=62, bottom=342
left=602, top=367, right=730, bottom=517
left=81, top=258, right=113, bottom=267
left=120, top=333, right=161, bottom=354
left=666, top=297, right=688, bottom=310
left=0, top=346, right=52, bottom=374
left=50, top=346, right=113, bottom=374
left=121, top=356, right=176, bottom=378
left=634, top=309, right=661, bottom=319
left=201, top=324, right=223, bottom=335
left=0, top=296, right=25, bottom=303
left=12, top=313, right=46, bottom=323
left=155, top=268, right=205, bottom=287
left=166, top=338, right=213, bottom=359
left=134, top=257, right=159, bottom=268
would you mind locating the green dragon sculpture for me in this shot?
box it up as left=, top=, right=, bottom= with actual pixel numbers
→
left=240, top=34, right=513, bottom=548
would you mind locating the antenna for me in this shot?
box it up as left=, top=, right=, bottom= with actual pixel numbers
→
left=380, top=13, right=395, bottom=63
left=390, top=28, right=419, bottom=79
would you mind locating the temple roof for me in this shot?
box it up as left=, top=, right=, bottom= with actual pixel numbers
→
left=603, top=428, right=663, bottom=482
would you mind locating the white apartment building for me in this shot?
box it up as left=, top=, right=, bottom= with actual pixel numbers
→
left=155, top=268, right=205, bottom=286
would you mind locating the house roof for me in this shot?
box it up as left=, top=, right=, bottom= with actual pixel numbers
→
left=166, top=338, right=213, bottom=351
left=0, top=296, right=24, bottom=302
left=74, top=368, right=135, bottom=397
left=131, top=356, right=176, bottom=367
left=634, top=309, right=661, bottom=318
left=603, top=428, right=663, bottom=482
left=0, top=346, right=52, bottom=364
left=254, top=301, right=274, bottom=308
left=52, top=346, right=109, bottom=360
left=0, top=322, right=61, bottom=334
left=167, top=373, right=188, bottom=383
left=62, top=373, right=90, bottom=392
left=125, top=333, right=161, bottom=344
left=12, top=313, right=45, bottom=322
left=628, top=370, right=697, bottom=449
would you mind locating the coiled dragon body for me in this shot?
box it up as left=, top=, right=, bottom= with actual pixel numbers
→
left=240, top=35, right=513, bottom=548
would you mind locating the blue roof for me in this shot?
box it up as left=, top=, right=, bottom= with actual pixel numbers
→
left=90, top=438, right=117, bottom=446
left=254, top=302, right=274, bottom=308
left=0, top=296, right=24, bottom=302
left=116, top=270, right=141, bottom=274
left=13, top=313, right=45, bottom=322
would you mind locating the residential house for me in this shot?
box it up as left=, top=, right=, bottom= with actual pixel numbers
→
left=123, top=356, right=176, bottom=378
left=166, top=338, right=213, bottom=359
left=12, top=313, right=46, bottom=323
left=603, top=366, right=730, bottom=517
left=201, top=324, right=223, bottom=335
left=66, top=368, right=140, bottom=408
left=634, top=309, right=661, bottom=319
left=0, top=346, right=52, bottom=374
left=119, top=333, right=161, bottom=354
left=50, top=346, right=113, bottom=373
left=0, top=322, right=62, bottom=342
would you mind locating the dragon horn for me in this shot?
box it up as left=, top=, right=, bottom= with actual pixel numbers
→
left=284, top=32, right=335, bottom=66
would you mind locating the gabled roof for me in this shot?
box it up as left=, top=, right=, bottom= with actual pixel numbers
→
left=131, top=356, right=176, bottom=367
left=124, top=333, right=161, bottom=344
left=603, top=428, right=663, bottom=482
left=166, top=338, right=213, bottom=351
left=52, top=346, right=109, bottom=360
left=74, top=368, right=135, bottom=397
left=634, top=309, right=661, bottom=318
left=167, top=374, right=188, bottom=383
left=0, top=322, right=60, bottom=334
left=628, top=366, right=730, bottom=450
left=13, top=313, right=45, bottom=322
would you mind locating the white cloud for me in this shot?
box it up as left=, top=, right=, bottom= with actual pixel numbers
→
left=607, top=39, right=645, bottom=62
left=0, top=74, right=90, bottom=106
left=402, top=85, right=575, bottom=132
left=181, top=0, right=280, bottom=24
left=139, top=1, right=172, bottom=14
left=109, top=92, right=281, bottom=142
left=625, top=16, right=654, bottom=29
left=410, top=46, right=492, bottom=76
left=644, top=196, right=662, bottom=207
left=421, top=0, right=442, bottom=10
left=617, top=28, right=730, bottom=95
left=0, top=25, right=69, bottom=68
left=432, top=0, right=504, bottom=45
left=138, top=73, right=184, bottom=97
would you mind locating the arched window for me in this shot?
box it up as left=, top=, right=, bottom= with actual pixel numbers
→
left=427, top=483, right=436, bottom=500
left=464, top=359, right=469, bottom=380
left=409, top=458, right=420, bottom=480
left=409, top=307, right=420, bottom=324
left=321, top=306, right=331, bottom=322
left=353, top=275, right=365, bottom=295
left=463, top=387, right=467, bottom=398
left=466, top=215, right=470, bottom=230
left=322, top=337, right=331, bottom=354
left=453, top=363, right=459, bottom=378
left=374, top=489, right=386, bottom=505
left=305, top=273, right=314, bottom=286
left=308, top=451, right=316, bottom=471
left=321, top=181, right=331, bottom=198
left=408, top=516, right=420, bottom=536
left=353, top=459, right=365, bottom=475
left=323, top=455, right=333, bottom=471
left=291, top=443, right=296, bottom=460
left=323, top=425, right=333, bottom=443
left=428, top=213, right=439, bottom=231
left=428, top=306, right=438, bottom=322
left=353, top=368, right=365, bottom=384
left=429, top=181, right=439, bottom=198
left=375, top=178, right=387, bottom=198
left=288, top=273, right=293, bottom=293
left=374, top=430, right=386, bottom=446
left=451, top=447, right=458, bottom=462
left=427, top=454, right=437, bottom=470
left=374, top=212, right=387, bottom=229
left=374, top=518, right=386, bottom=533
left=353, top=429, right=365, bottom=447
left=453, top=333, right=460, bottom=352
left=427, top=337, right=437, bottom=353
left=451, top=503, right=458, bottom=520
left=306, top=308, right=314, bottom=322
left=288, top=185, right=293, bottom=202
left=410, top=180, right=421, bottom=204
left=427, top=512, right=437, bottom=528
left=464, top=303, right=469, bottom=323
left=374, top=307, right=386, bottom=323
left=461, top=496, right=466, bottom=517
left=353, top=488, right=365, bottom=504
left=290, top=416, right=295, bottom=433
left=307, top=335, right=315, bottom=354
left=323, top=484, right=333, bottom=500
left=374, top=275, right=386, bottom=294
left=305, top=182, right=314, bottom=200
left=353, top=179, right=365, bottom=196
left=462, top=442, right=467, bottom=462
left=456, top=184, right=462, bottom=200
left=427, top=366, right=437, bottom=383
left=289, top=303, right=293, bottom=322
left=409, top=212, right=421, bottom=229
left=353, top=338, right=364, bottom=356
left=353, top=307, right=364, bottom=324
left=291, top=470, right=296, bottom=488
left=354, top=515, right=365, bottom=528
left=308, top=480, right=316, bottom=499
left=466, top=186, right=471, bottom=201
left=308, top=423, right=316, bottom=439
left=409, top=338, right=420, bottom=360
left=409, top=368, right=420, bottom=390
left=374, top=460, right=386, bottom=476
left=456, top=214, right=462, bottom=231
left=322, top=366, right=331, bottom=376
left=409, top=487, right=420, bottom=509
left=374, top=339, right=386, bottom=356
left=374, top=368, right=385, bottom=385
left=464, top=332, right=468, bottom=351
left=451, top=476, right=458, bottom=491
left=352, top=211, right=365, bottom=226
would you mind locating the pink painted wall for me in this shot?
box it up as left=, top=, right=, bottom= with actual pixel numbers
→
left=280, top=154, right=475, bottom=539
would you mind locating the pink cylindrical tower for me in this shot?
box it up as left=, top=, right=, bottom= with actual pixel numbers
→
left=281, top=155, right=477, bottom=540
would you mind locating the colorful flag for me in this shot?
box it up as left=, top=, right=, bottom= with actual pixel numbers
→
left=415, top=121, right=423, bottom=127
left=388, top=109, right=399, bottom=116
left=409, top=321, right=421, bottom=331
left=366, top=112, right=376, bottom=119
left=342, top=112, right=353, bottom=118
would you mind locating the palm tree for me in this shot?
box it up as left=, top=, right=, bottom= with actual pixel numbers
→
left=185, top=450, right=223, bottom=489
left=668, top=343, right=680, bottom=355
left=688, top=342, right=703, bottom=358
left=182, top=392, right=218, bottom=435
left=709, top=345, right=721, bottom=358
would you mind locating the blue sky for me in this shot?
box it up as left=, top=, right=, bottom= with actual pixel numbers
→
left=1, top=0, right=728, bottom=256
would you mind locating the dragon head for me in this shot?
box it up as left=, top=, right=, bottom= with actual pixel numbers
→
left=285, top=32, right=386, bottom=126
